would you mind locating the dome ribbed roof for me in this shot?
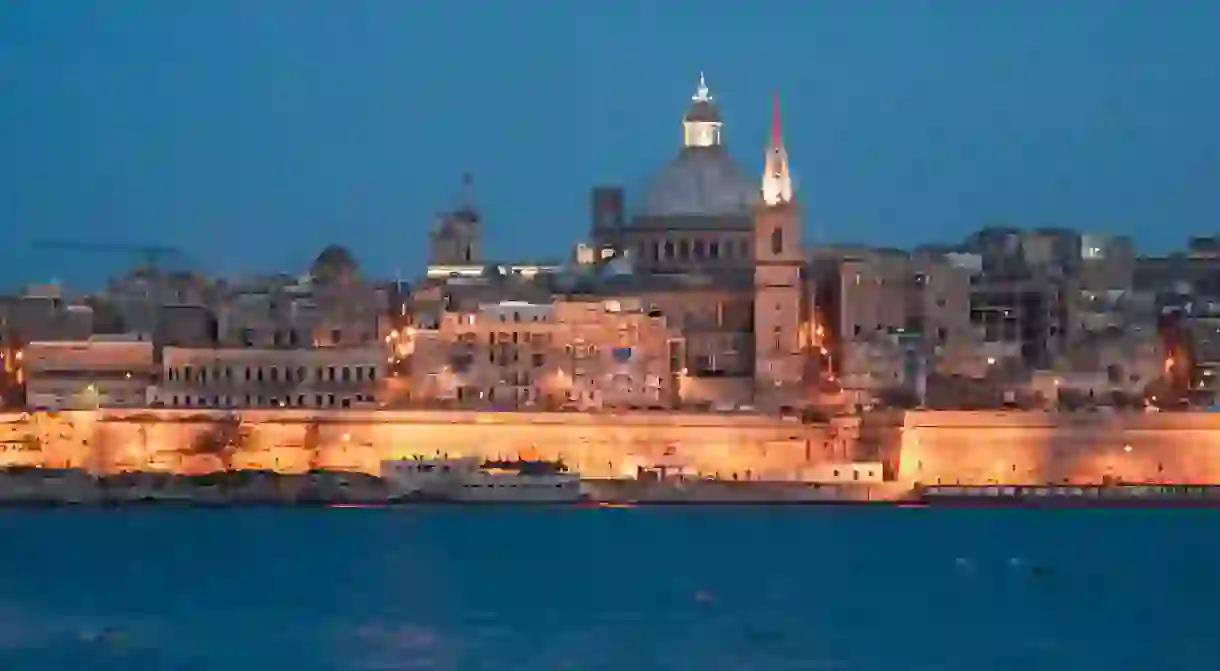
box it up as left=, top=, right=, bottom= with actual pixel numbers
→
left=640, top=146, right=759, bottom=218
left=311, top=245, right=358, bottom=279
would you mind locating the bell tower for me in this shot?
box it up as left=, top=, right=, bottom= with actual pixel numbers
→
left=753, top=92, right=805, bottom=401
left=429, top=173, right=481, bottom=266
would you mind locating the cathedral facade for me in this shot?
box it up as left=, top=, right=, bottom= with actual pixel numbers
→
left=589, top=75, right=810, bottom=407
left=412, top=75, right=814, bottom=410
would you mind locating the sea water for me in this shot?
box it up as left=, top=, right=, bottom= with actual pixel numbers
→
left=0, top=506, right=1216, bottom=670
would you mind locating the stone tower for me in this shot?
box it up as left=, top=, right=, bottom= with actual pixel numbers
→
left=429, top=173, right=481, bottom=266
left=753, top=92, right=805, bottom=401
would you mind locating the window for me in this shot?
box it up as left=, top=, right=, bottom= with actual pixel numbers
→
left=771, top=226, right=784, bottom=255
left=663, top=241, right=675, bottom=259
left=678, top=240, right=690, bottom=259
left=693, top=239, right=705, bottom=259
left=709, top=241, right=720, bottom=259
left=331, top=329, right=342, bottom=345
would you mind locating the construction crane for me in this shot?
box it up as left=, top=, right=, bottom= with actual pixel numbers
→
left=30, top=239, right=189, bottom=358
left=31, top=239, right=185, bottom=272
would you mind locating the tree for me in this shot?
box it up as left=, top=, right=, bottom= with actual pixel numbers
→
left=188, top=414, right=248, bottom=472
left=303, top=420, right=323, bottom=472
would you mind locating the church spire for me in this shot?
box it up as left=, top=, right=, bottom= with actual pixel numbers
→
left=761, top=91, right=793, bottom=206
left=682, top=72, right=723, bottom=148
left=694, top=72, right=711, bottom=102
left=771, top=90, right=783, bottom=145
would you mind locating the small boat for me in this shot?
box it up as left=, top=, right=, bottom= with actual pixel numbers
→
left=380, top=457, right=585, bottom=504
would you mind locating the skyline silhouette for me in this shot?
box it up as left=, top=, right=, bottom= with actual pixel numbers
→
left=2, top=1, right=1218, bottom=290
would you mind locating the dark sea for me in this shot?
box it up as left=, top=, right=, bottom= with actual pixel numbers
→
left=0, top=507, right=1216, bottom=671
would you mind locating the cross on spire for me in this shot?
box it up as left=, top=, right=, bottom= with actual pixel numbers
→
left=693, top=72, right=712, bottom=102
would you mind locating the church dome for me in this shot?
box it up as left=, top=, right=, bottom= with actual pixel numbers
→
left=641, top=146, right=759, bottom=218
left=311, top=245, right=359, bottom=280
left=638, top=74, right=758, bottom=219
left=684, top=99, right=721, bottom=123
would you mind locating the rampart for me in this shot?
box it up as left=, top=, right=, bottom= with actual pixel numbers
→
left=10, top=408, right=1214, bottom=488
left=0, top=409, right=838, bottom=479
left=898, top=410, right=1220, bottom=486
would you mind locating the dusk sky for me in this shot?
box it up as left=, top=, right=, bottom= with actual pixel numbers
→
left=2, top=1, right=1218, bottom=290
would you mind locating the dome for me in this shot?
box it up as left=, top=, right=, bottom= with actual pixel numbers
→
left=684, top=99, right=721, bottom=123
left=311, top=245, right=358, bottom=280
left=640, top=146, right=759, bottom=218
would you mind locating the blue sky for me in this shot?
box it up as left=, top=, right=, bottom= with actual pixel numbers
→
left=2, top=1, right=1218, bottom=290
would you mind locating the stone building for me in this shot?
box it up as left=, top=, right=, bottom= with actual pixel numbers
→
left=402, top=75, right=811, bottom=410
left=409, top=297, right=683, bottom=410
left=811, top=246, right=983, bottom=402
left=1, top=284, right=97, bottom=408
left=23, top=335, right=155, bottom=410
left=216, top=246, right=386, bottom=349
left=584, top=75, right=809, bottom=409
left=150, top=246, right=393, bottom=409
left=155, top=344, right=384, bottom=409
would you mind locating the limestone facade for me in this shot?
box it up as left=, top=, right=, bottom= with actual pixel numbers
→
left=408, top=298, right=684, bottom=410
left=155, top=345, right=385, bottom=410
left=23, top=336, right=155, bottom=410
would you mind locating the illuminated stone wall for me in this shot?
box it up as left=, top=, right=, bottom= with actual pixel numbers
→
left=12, top=409, right=1220, bottom=487
left=898, top=411, right=1220, bottom=486
left=0, top=410, right=833, bottom=480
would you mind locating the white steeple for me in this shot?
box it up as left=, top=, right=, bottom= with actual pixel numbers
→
left=693, top=72, right=711, bottom=103
left=761, top=91, right=793, bottom=206
left=683, top=72, right=723, bottom=148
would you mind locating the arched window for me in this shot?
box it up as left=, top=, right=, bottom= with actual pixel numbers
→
left=771, top=226, right=784, bottom=255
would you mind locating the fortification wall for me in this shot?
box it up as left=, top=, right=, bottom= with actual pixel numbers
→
left=898, top=411, right=1220, bottom=486
left=0, top=410, right=832, bottom=479
left=21, top=408, right=1217, bottom=487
